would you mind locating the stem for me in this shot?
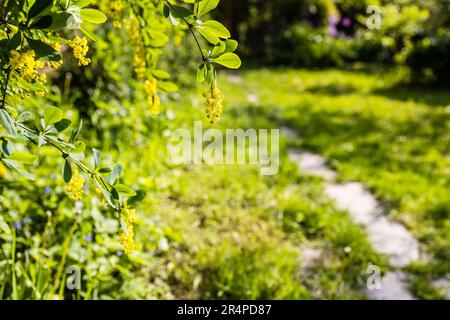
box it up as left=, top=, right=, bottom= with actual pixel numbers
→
left=15, top=122, right=93, bottom=175
left=1, top=68, right=11, bottom=109
left=165, top=1, right=206, bottom=61
left=14, top=121, right=120, bottom=212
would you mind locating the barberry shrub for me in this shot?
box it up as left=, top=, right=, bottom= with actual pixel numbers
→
left=0, top=0, right=240, bottom=255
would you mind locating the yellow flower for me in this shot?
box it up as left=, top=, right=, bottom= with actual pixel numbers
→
left=9, top=50, right=24, bottom=69
left=43, top=40, right=63, bottom=70
left=9, top=50, right=45, bottom=82
left=150, top=95, right=160, bottom=116
left=134, top=54, right=146, bottom=79
left=110, top=0, right=123, bottom=28
left=66, top=170, right=85, bottom=201
left=38, top=73, right=47, bottom=83
left=203, top=86, right=223, bottom=124
left=145, top=79, right=160, bottom=115
left=119, top=205, right=136, bottom=255
left=0, top=161, right=7, bottom=178
left=71, top=36, right=91, bottom=66
left=144, top=79, right=157, bottom=96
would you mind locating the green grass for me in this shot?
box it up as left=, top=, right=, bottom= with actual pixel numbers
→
left=218, top=68, right=450, bottom=299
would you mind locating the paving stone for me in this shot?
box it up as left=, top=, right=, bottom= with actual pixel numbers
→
left=367, top=271, right=416, bottom=300
left=325, top=183, right=420, bottom=268
left=288, top=150, right=336, bottom=181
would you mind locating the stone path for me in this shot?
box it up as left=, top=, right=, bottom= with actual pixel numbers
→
left=281, top=127, right=420, bottom=300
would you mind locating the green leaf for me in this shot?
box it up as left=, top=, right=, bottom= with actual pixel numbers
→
left=63, top=160, right=72, bottom=183
left=195, top=25, right=220, bottom=45
left=201, top=20, right=230, bottom=39
left=111, top=187, right=119, bottom=200
left=54, top=119, right=71, bottom=132
left=44, top=107, right=63, bottom=126
left=198, top=0, right=220, bottom=18
left=47, top=12, right=71, bottom=30
left=80, top=9, right=107, bottom=24
left=17, top=111, right=32, bottom=123
left=0, top=216, right=10, bottom=234
left=0, top=109, right=17, bottom=136
left=75, top=0, right=91, bottom=8
left=128, top=189, right=147, bottom=205
left=206, top=64, right=215, bottom=84
left=93, top=148, right=101, bottom=169
left=72, top=141, right=86, bottom=156
left=27, top=38, right=61, bottom=60
left=7, top=32, right=21, bottom=50
left=211, top=41, right=226, bottom=58
left=115, top=184, right=137, bottom=197
left=70, top=119, right=83, bottom=143
left=152, top=70, right=171, bottom=80
left=38, top=133, right=46, bottom=147
left=197, top=63, right=207, bottom=82
left=2, top=159, right=35, bottom=180
left=158, top=81, right=178, bottom=93
left=30, top=15, right=53, bottom=29
left=212, top=53, right=241, bottom=69
left=110, top=164, right=123, bottom=185
left=28, top=0, right=53, bottom=20
left=224, top=39, right=238, bottom=53
left=8, top=152, right=37, bottom=164
left=163, top=4, right=170, bottom=18
left=169, top=5, right=194, bottom=22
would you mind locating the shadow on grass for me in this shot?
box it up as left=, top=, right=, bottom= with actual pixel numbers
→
left=305, top=84, right=358, bottom=96
left=373, top=85, right=450, bottom=107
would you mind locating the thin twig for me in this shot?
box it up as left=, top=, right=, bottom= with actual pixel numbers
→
left=165, top=1, right=206, bottom=61
left=0, top=68, right=11, bottom=109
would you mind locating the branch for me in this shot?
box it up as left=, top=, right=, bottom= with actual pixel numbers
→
left=1, top=68, right=11, bottom=109
left=165, top=1, right=206, bottom=62
left=14, top=121, right=119, bottom=210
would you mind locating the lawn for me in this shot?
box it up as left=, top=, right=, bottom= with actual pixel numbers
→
left=216, top=68, right=450, bottom=299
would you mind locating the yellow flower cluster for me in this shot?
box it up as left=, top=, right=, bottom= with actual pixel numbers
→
left=134, top=54, right=146, bottom=79
left=145, top=79, right=160, bottom=115
left=127, top=19, right=147, bottom=79
left=66, top=170, right=85, bottom=201
left=9, top=50, right=45, bottom=82
left=97, top=0, right=123, bottom=28
left=110, top=0, right=124, bottom=28
left=119, top=205, right=136, bottom=255
left=203, top=86, right=223, bottom=124
left=71, top=36, right=91, bottom=66
left=0, top=161, right=7, bottom=179
left=44, top=40, right=63, bottom=69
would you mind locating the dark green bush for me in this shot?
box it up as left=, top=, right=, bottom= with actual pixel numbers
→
left=406, top=31, right=450, bottom=85
left=269, top=24, right=356, bottom=68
